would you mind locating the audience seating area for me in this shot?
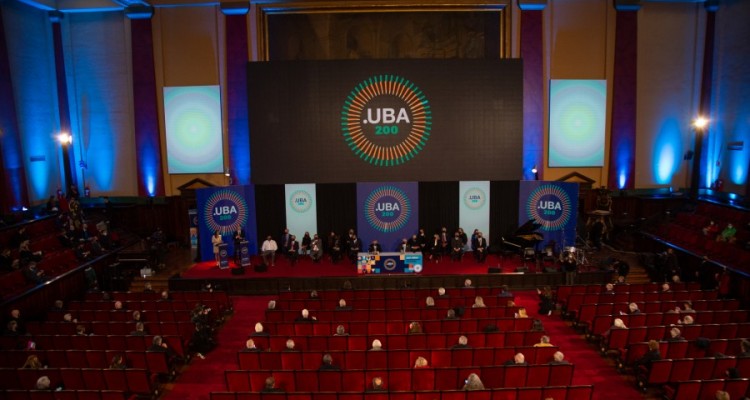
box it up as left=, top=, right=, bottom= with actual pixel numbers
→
left=555, top=283, right=750, bottom=399
left=210, top=387, right=595, bottom=400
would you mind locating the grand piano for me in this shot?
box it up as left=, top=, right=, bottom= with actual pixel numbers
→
left=500, top=219, right=544, bottom=255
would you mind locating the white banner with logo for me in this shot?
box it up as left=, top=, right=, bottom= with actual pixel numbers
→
left=285, top=184, right=318, bottom=239
left=459, top=181, right=491, bottom=249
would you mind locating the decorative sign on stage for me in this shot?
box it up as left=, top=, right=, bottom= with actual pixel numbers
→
left=196, top=185, right=258, bottom=263
left=357, top=182, right=419, bottom=251
left=459, top=181, right=490, bottom=251
left=239, top=240, right=251, bottom=267
left=518, top=181, right=579, bottom=250
left=218, top=243, right=229, bottom=269
left=284, top=184, right=318, bottom=240
left=357, top=252, right=423, bottom=275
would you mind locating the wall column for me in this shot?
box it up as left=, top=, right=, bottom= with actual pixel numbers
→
left=128, top=6, right=165, bottom=197
left=518, top=0, right=546, bottom=181
left=692, top=1, right=718, bottom=198
left=50, top=12, right=76, bottom=193
left=0, top=7, right=30, bottom=212
left=221, top=3, right=251, bottom=185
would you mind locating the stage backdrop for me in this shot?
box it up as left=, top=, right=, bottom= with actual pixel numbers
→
left=285, top=184, right=318, bottom=240
left=196, top=185, right=258, bottom=262
left=357, top=182, right=419, bottom=251
left=518, top=181, right=579, bottom=250
left=459, top=181, right=490, bottom=250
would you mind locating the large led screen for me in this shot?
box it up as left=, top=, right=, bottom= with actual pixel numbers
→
left=164, top=85, right=224, bottom=174
left=548, top=80, right=606, bottom=167
left=248, top=59, right=523, bottom=184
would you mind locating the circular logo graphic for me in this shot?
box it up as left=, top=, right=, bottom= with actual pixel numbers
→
left=241, top=247, right=248, bottom=255
left=526, top=185, right=572, bottom=231
left=289, top=190, right=313, bottom=213
left=219, top=249, right=228, bottom=258
left=384, top=259, right=397, bottom=271
left=463, top=187, right=486, bottom=210
left=364, top=186, right=412, bottom=233
left=341, top=75, right=432, bottom=166
left=413, top=264, right=423, bottom=273
left=203, top=189, right=249, bottom=236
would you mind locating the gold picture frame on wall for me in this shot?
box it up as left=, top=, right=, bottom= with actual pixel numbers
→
left=255, top=1, right=512, bottom=61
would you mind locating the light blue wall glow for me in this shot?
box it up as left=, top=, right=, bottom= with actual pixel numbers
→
left=652, top=119, right=682, bottom=185
left=548, top=80, right=607, bottom=167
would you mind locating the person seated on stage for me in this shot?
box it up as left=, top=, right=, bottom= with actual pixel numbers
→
left=549, top=351, right=570, bottom=365
left=284, top=339, right=298, bottom=352
left=310, top=234, right=323, bottom=263
left=703, top=220, right=720, bottom=236
left=462, top=373, right=485, bottom=391
left=369, top=376, right=385, bottom=391
left=334, top=325, right=349, bottom=336
left=503, top=353, right=528, bottom=366
left=428, top=234, right=442, bottom=262
left=368, top=239, right=382, bottom=254
left=414, top=356, right=429, bottom=368
left=716, top=223, right=737, bottom=243
left=330, top=234, right=342, bottom=264
left=336, top=299, right=352, bottom=311
left=348, top=235, right=362, bottom=264
left=472, top=232, right=488, bottom=262
left=261, top=235, right=278, bottom=267
left=370, top=339, right=384, bottom=351
left=267, top=300, right=276, bottom=310
left=408, top=321, right=423, bottom=334
left=452, top=335, right=471, bottom=349
left=300, top=232, right=312, bottom=256
left=425, top=296, right=435, bottom=307
left=408, top=234, right=421, bottom=252
left=287, top=235, right=299, bottom=265
left=295, top=309, right=316, bottom=322
left=252, top=322, right=269, bottom=336
left=534, top=335, right=554, bottom=347
left=472, top=296, right=486, bottom=308
left=451, top=233, right=463, bottom=261
left=398, top=238, right=409, bottom=253
left=262, top=376, right=283, bottom=393
left=319, top=353, right=340, bottom=371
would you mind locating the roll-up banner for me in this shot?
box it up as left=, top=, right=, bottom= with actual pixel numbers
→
left=284, top=184, right=318, bottom=240
left=459, top=181, right=491, bottom=250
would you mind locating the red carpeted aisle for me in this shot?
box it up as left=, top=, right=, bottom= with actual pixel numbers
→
left=165, top=292, right=645, bottom=400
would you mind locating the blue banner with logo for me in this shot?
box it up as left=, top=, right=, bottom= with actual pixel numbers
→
left=196, top=185, right=258, bottom=262
left=357, top=182, right=419, bottom=251
left=459, top=181, right=491, bottom=250
left=284, top=184, right=318, bottom=243
left=518, top=181, right=579, bottom=250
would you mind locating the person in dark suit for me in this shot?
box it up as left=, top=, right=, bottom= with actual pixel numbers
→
left=336, top=299, right=352, bottom=311
left=398, top=238, right=409, bottom=253
left=368, top=240, right=382, bottom=254
left=262, top=376, right=283, bottom=393
left=452, top=335, right=471, bottom=349
left=300, top=232, right=312, bottom=256
left=451, top=233, right=463, bottom=261
left=287, top=235, right=299, bottom=266
left=439, top=227, right=450, bottom=255
left=241, top=338, right=261, bottom=352
left=280, top=228, right=291, bottom=255
left=428, top=234, right=442, bottom=262
left=319, top=353, right=340, bottom=370
left=666, top=327, right=685, bottom=342
left=23, top=262, right=45, bottom=284
left=417, top=228, right=427, bottom=254
left=548, top=351, right=570, bottom=365
left=233, top=227, right=245, bottom=264
left=348, top=235, right=361, bottom=263
left=632, top=340, right=661, bottom=370
left=503, top=353, right=528, bottom=366
left=472, top=232, right=487, bottom=262
left=130, top=322, right=147, bottom=336
left=408, top=235, right=421, bottom=252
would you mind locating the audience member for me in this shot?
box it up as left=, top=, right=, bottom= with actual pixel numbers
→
left=252, top=322, right=269, bottom=336
left=462, top=373, right=484, bottom=390
left=703, top=220, right=719, bottom=236
left=241, top=339, right=260, bottom=352
left=425, top=296, right=435, bottom=307
left=737, top=339, right=750, bottom=357
left=621, top=302, right=640, bottom=315
left=604, top=318, right=628, bottom=338
left=717, top=223, right=737, bottom=243
left=36, top=376, right=53, bottom=390
left=262, top=376, right=283, bottom=393
left=408, top=321, right=423, bottom=334
left=23, top=262, right=46, bottom=284
left=22, top=355, right=43, bottom=369
left=284, top=339, right=297, bottom=352
left=334, top=325, right=349, bottom=336
left=319, top=353, right=340, bottom=371
left=537, top=286, right=554, bottom=315
left=667, top=327, right=685, bottom=342
left=267, top=300, right=276, bottom=310
left=368, top=376, right=385, bottom=392
left=472, top=296, right=486, bottom=308
left=295, top=309, right=316, bottom=322
left=678, top=315, right=695, bottom=325
left=109, top=355, right=126, bottom=369
left=633, top=340, right=661, bottom=370
left=414, top=356, right=429, bottom=368
left=142, top=282, right=155, bottom=293
left=534, top=335, right=554, bottom=347
left=504, top=353, right=527, bottom=366
left=336, top=299, right=352, bottom=311
left=130, top=322, right=146, bottom=336
left=463, top=278, right=473, bottom=288
left=370, top=339, right=383, bottom=351
left=445, top=309, right=458, bottom=320
left=515, top=308, right=529, bottom=318
left=452, top=335, right=470, bottom=349
left=549, top=351, right=569, bottom=365
left=715, top=390, right=730, bottom=400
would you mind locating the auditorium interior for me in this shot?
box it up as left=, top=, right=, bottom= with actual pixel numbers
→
left=1, top=0, right=750, bottom=399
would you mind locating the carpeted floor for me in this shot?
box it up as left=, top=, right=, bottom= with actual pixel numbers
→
left=164, top=291, right=647, bottom=400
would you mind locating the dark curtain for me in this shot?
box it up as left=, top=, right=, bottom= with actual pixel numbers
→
left=490, top=181, right=520, bottom=242
left=316, top=183, right=357, bottom=237
left=418, top=182, right=459, bottom=236
left=255, top=185, right=286, bottom=245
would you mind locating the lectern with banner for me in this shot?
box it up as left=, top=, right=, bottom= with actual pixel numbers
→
left=239, top=240, right=251, bottom=267
left=357, top=252, right=423, bottom=275
left=218, top=244, right=230, bottom=269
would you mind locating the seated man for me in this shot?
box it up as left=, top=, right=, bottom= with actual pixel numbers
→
left=503, top=353, right=528, bottom=366
left=398, top=238, right=409, bottom=253
left=408, top=235, right=421, bottom=252
left=452, top=335, right=471, bottom=349
left=472, top=232, right=487, bottom=262
left=287, top=235, right=299, bottom=266
left=262, top=376, right=283, bottom=393
left=261, top=236, right=278, bottom=267
left=549, top=351, right=569, bottom=365
left=451, top=234, right=463, bottom=261
left=336, top=299, right=352, bottom=311
left=368, top=240, right=382, bottom=254
left=348, top=235, right=361, bottom=264
left=241, top=338, right=261, bottom=352
left=716, top=223, right=737, bottom=243
left=319, top=353, right=340, bottom=370
left=310, top=235, right=323, bottom=263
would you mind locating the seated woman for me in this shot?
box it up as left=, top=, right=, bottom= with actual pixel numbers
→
left=472, top=296, right=486, bottom=308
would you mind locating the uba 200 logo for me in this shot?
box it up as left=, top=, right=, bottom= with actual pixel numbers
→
left=463, top=187, right=486, bottom=210
left=364, top=186, right=411, bottom=233
left=203, top=189, right=248, bottom=235
left=526, top=185, right=572, bottom=231
left=289, top=190, right=313, bottom=213
left=341, top=75, right=432, bottom=167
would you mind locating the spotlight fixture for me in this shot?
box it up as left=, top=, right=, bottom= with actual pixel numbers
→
left=692, top=117, right=709, bottom=130
left=57, top=133, right=72, bottom=145
left=531, top=165, right=539, bottom=181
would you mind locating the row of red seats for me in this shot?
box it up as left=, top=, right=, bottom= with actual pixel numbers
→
left=590, top=310, right=747, bottom=337
left=23, top=320, right=195, bottom=338
left=603, top=322, right=750, bottom=357
left=242, top=330, right=542, bottom=354
left=237, top=346, right=558, bottom=370
left=624, top=339, right=747, bottom=366
left=66, top=299, right=225, bottom=313
left=0, top=347, right=181, bottom=369
left=564, top=290, right=718, bottom=319
left=270, top=296, right=515, bottom=311
left=641, top=357, right=750, bottom=388
left=4, top=389, right=126, bottom=400
left=555, top=283, right=701, bottom=306
left=696, top=202, right=750, bottom=224
left=211, top=386, right=594, bottom=400
left=47, top=309, right=191, bottom=323
left=575, top=299, right=739, bottom=328
left=2, top=334, right=185, bottom=359
left=656, top=223, right=750, bottom=272
left=0, top=250, right=79, bottom=301
left=225, top=365, right=575, bottom=392
left=665, top=378, right=750, bottom=400
left=0, top=367, right=155, bottom=395
left=265, top=306, right=519, bottom=322
left=276, top=288, right=507, bottom=301
left=83, top=290, right=231, bottom=306
left=261, top=318, right=534, bottom=337
left=0, top=217, right=57, bottom=248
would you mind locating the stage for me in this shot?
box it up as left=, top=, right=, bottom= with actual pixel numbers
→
left=171, top=253, right=612, bottom=295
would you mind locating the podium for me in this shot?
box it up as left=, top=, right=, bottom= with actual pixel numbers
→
left=239, top=240, right=251, bottom=267
left=218, top=243, right=230, bottom=269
